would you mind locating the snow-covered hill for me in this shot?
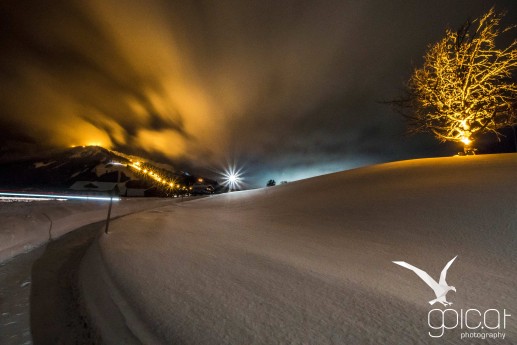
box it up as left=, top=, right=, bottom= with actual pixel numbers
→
left=80, top=154, right=517, bottom=344
left=0, top=146, right=126, bottom=188
left=0, top=146, right=213, bottom=193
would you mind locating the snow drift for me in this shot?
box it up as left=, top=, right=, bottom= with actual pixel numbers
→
left=80, top=154, right=517, bottom=344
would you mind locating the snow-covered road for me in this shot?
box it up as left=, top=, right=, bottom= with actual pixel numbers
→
left=0, top=197, right=183, bottom=343
left=0, top=197, right=173, bottom=263
left=80, top=154, right=517, bottom=344
left=0, top=245, right=43, bottom=345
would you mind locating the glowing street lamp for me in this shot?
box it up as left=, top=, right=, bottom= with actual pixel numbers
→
left=221, top=165, right=243, bottom=192
left=228, top=174, right=238, bottom=183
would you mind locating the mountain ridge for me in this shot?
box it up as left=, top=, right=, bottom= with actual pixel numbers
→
left=0, top=146, right=217, bottom=194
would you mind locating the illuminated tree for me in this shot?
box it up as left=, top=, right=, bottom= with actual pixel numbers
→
left=394, top=8, right=517, bottom=152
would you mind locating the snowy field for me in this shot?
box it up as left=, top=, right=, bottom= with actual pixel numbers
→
left=0, top=198, right=172, bottom=263
left=80, top=154, right=517, bottom=344
left=0, top=198, right=177, bottom=345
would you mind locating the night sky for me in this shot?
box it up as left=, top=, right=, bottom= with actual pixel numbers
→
left=1, top=0, right=516, bottom=187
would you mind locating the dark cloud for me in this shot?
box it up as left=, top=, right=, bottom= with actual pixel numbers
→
left=1, top=0, right=516, bottom=186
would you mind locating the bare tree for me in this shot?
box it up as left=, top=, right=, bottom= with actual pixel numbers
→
left=393, top=8, right=517, bottom=153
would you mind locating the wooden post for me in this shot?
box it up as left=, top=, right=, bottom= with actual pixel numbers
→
left=105, top=194, right=113, bottom=234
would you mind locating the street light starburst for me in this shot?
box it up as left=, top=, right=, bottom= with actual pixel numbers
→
left=221, top=165, right=243, bottom=191
left=228, top=173, right=238, bottom=183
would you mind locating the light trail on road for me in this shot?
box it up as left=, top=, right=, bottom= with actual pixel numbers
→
left=0, top=192, right=119, bottom=202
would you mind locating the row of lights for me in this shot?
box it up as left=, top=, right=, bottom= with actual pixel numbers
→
left=120, top=159, right=245, bottom=193
left=128, top=161, right=192, bottom=191
left=69, top=145, right=245, bottom=192
left=130, top=161, right=244, bottom=192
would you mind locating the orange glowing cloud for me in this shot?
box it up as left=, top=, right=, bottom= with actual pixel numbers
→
left=135, top=129, right=186, bottom=158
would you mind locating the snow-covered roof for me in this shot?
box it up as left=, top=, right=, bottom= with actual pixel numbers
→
left=69, top=181, right=119, bottom=191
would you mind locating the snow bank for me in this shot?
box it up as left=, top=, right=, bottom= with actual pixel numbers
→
left=0, top=198, right=171, bottom=263
left=80, top=154, right=517, bottom=344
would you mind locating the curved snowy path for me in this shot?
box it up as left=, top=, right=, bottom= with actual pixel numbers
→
left=0, top=222, right=100, bottom=345
left=30, top=222, right=101, bottom=345
left=0, top=245, right=43, bottom=345
left=0, top=197, right=182, bottom=344
left=82, top=155, right=517, bottom=344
